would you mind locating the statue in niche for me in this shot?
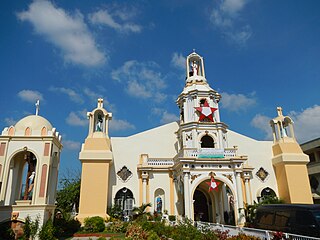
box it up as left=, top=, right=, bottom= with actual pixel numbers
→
left=23, top=153, right=36, bottom=200
left=96, top=114, right=103, bottom=132
left=280, top=122, right=288, bottom=137
left=156, top=196, right=162, bottom=213
left=192, top=61, right=198, bottom=76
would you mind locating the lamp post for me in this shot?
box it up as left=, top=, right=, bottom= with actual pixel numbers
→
left=122, top=187, right=128, bottom=221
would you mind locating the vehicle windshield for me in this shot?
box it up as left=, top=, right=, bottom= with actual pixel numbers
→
left=312, top=210, right=320, bottom=225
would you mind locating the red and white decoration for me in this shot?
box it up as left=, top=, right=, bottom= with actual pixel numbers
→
left=195, top=100, right=217, bottom=122
left=206, top=177, right=221, bottom=192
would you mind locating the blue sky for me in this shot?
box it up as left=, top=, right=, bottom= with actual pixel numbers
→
left=1, top=0, right=320, bottom=175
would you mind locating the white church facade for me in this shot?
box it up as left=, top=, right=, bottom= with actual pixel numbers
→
left=0, top=51, right=312, bottom=232
left=77, top=51, right=313, bottom=225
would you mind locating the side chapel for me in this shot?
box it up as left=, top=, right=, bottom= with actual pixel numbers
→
left=0, top=102, right=62, bottom=235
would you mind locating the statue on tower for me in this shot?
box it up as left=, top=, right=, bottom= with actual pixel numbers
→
left=96, top=114, right=103, bottom=132
left=192, top=61, right=198, bottom=76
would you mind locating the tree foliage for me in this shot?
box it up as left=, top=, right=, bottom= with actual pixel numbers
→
left=56, top=170, right=81, bottom=213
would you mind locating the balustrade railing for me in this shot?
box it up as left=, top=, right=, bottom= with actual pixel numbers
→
left=147, top=158, right=174, bottom=166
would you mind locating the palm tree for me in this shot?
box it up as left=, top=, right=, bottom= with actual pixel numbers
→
left=132, top=203, right=152, bottom=221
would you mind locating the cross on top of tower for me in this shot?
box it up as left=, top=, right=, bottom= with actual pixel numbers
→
left=277, top=107, right=283, bottom=117
left=35, top=100, right=40, bottom=116
left=97, top=98, right=104, bottom=108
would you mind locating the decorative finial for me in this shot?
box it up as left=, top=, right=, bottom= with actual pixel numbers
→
left=97, top=98, right=104, bottom=108
left=277, top=107, right=283, bottom=117
left=35, top=100, right=40, bottom=116
left=193, top=48, right=196, bottom=53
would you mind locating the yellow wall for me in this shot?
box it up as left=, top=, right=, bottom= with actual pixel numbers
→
left=77, top=160, right=110, bottom=222
left=274, top=163, right=313, bottom=203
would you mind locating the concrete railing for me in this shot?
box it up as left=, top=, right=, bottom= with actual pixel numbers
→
left=147, top=158, right=174, bottom=166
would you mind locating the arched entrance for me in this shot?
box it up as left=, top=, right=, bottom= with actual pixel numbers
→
left=5, top=150, right=37, bottom=205
left=193, top=189, right=209, bottom=222
left=193, top=177, right=236, bottom=225
left=114, top=187, right=135, bottom=217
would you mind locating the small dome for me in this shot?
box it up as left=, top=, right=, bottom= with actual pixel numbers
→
left=15, top=115, right=53, bottom=131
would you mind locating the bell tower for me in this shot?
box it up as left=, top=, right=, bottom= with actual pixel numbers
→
left=77, top=98, right=113, bottom=222
left=176, top=51, right=227, bottom=151
left=270, top=107, right=313, bottom=203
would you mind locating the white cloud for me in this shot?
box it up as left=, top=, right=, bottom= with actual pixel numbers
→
left=210, top=0, right=252, bottom=46
left=18, top=89, right=43, bottom=103
left=220, top=92, right=256, bottom=112
left=289, top=105, right=320, bottom=143
left=251, top=105, right=320, bottom=143
left=152, top=108, right=179, bottom=124
left=171, top=52, right=185, bottom=69
left=63, top=139, right=81, bottom=150
left=111, top=60, right=167, bottom=102
left=17, top=0, right=105, bottom=66
left=221, top=0, right=247, bottom=16
left=251, top=114, right=272, bottom=140
left=49, top=86, right=83, bottom=104
left=66, top=111, right=87, bottom=126
left=109, top=119, right=135, bottom=131
left=82, top=88, right=116, bottom=112
left=89, top=8, right=141, bottom=33
left=4, top=118, right=17, bottom=126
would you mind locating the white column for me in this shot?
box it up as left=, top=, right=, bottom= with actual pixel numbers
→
left=142, top=178, right=147, bottom=204
left=244, top=178, right=252, bottom=205
left=192, top=128, right=197, bottom=148
left=235, top=172, right=245, bottom=225
left=217, top=129, right=223, bottom=149
left=222, top=184, right=229, bottom=212
left=183, top=172, right=191, bottom=218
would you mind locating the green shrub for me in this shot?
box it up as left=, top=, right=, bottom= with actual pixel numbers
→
left=106, top=220, right=128, bottom=233
left=83, top=216, right=105, bottom=233
left=38, top=220, right=56, bottom=240
left=125, top=223, right=148, bottom=240
left=97, top=237, right=107, bottom=240
left=53, top=217, right=81, bottom=237
left=170, top=218, right=202, bottom=240
left=147, top=230, right=160, bottom=240
left=168, top=215, right=176, bottom=221
left=23, top=216, right=40, bottom=240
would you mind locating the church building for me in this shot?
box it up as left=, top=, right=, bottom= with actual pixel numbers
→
left=77, top=51, right=313, bottom=226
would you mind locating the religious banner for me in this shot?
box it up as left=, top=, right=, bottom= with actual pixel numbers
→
left=198, top=148, right=224, bottom=158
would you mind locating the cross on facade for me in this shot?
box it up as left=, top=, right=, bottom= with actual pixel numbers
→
left=97, top=98, right=104, bottom=108
left=35, top=100, right=40, bottom=116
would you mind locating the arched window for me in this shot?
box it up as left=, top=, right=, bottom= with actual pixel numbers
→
left=201, top=135, right=215, bottom=148
left=200, top=99, right=206, bottom=106
left=94, top=110, right=104, bottom=132
left=114, top=187, right=135, bottom=216
left=258, top=187, right=276, bottom=202
left=41, top=127, right=47, bottom=136
left=8, top=127, right=14, bottom=136
left=154, top=188, right=165, bottom=213
left=25, top=127, right=31, bottom=136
